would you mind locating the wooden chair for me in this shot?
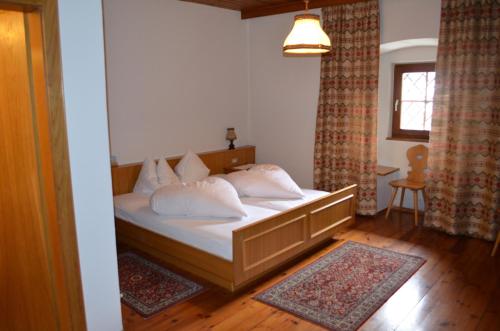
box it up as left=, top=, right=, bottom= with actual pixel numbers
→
left=385, top=144, right=428, bottom=225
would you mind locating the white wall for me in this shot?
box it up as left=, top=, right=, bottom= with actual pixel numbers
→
left=103, top=0, right=440, bottom=186
left=103, top=0, right=250, bottom=164
left=58, top=0, right=123, bottom=330
left=380, top=0, right=441, bottom=44
left=247, top=0, right=441, bottom=190
left=248, top=10, right=322, bottom=188
left=103, top=0, right=440, bottom=188
left=378, top=46, right=437, bottom=210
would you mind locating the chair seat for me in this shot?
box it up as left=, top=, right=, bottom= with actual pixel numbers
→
left=389, top=178, right=425, bottom=190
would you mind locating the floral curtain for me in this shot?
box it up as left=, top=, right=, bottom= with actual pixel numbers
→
left=314, top=0, right=379, bottom=215
left=425, top=0, right=500, bottom=240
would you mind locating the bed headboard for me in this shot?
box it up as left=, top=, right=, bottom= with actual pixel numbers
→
left=111, top=145, right=255, bottom=195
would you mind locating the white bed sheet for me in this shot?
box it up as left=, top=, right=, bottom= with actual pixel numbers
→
left=240, top=189, right=330, bottom=211
left=114, top=193, right=280, bottom=261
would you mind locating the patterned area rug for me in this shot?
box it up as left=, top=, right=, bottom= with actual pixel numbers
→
left=255, top=241, right=425, bottom=331
left=118, top=252, right=204, bottom=318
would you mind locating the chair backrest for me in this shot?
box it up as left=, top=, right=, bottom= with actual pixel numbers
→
left=407, top=144, right=428, bottom=183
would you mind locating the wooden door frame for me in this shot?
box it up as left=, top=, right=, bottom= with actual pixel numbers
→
left=1, top=1, right=86, bottom=330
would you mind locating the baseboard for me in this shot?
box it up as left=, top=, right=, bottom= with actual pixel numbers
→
left=379, top=207, right=425, bottom=216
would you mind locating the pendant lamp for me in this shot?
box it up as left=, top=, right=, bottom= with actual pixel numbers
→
left=283, top=0, right=332, bottom=55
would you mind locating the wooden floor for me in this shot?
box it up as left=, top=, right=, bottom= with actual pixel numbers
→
left=121, top=211, right=500, bottom=331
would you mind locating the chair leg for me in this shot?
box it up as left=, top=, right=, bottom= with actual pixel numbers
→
left=421, top=189, right=427, bottom=224
left=412, top=190, right=419, bottom=226
left=492, top=231, right=500, bottom=257
left=400, top=188, right=406, bottom=208
left=422, top=188, right=427, bottom=209
left=386, top=187, right=398, bottom=219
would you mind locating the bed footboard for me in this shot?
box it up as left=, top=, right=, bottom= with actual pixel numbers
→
left=232, top=184, right=357, bottom=288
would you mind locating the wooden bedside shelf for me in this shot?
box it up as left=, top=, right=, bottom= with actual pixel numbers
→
left=377, top=165, right=399, bottom=176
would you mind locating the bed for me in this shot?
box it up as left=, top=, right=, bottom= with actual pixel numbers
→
left=112, top=146, right=357, bottom=291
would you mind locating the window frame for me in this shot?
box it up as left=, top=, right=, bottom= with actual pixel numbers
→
left=391, top=62, right=436, bottom=141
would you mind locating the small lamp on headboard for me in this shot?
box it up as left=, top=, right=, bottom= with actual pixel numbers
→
left=226, top=128, right=237, bottom=150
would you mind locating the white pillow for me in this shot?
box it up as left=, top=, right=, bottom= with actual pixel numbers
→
left=250, top=163, right=282, bottom=172
left=175, top=150, right=210, bottom=183
left=133, top=157, right=160, bottom=195
left=150, top=177, right=247, bottom=218
left=225, top=165, right=304, bottom=199
left=157, top=158, right=180, bottom=187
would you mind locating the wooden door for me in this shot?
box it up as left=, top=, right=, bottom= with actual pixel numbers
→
left=0, top=8, right=85, bottom=331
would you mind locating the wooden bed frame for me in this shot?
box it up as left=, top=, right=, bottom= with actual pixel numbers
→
left=112, top=146, right=357, bottom=291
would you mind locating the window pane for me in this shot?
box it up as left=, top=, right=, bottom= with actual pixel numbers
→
left=424, top=102, right=433, bottom=131
left=400, top=101, right=426, bottom=130
left=426, top=72, right=435, bottom=101
left=401, top=72, right=427, bottom=101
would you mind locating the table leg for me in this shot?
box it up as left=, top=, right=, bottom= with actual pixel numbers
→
left=400, top=187, right=406, bottom=208
left=413, top=190, right=419, bottom=226
left=385, top=187, right=398, bottom=219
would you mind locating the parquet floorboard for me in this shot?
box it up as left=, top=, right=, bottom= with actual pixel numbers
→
left=121, top=211, right=500, bottom=331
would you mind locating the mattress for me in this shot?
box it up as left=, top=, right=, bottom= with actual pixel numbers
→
left=240, top=189, right=330, bottom=211
left=114, top=193, right=280, bottom=261
left=113, top=189, right=330, bottom=261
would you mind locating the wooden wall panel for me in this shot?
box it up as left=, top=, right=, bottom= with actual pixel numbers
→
left=0, top=10, right=59, bottom=331
left=25, top=10, right=75, bottom=329
left=111, top=145, right=255, bottom=195
left=0, top=1, right=86, bottom=330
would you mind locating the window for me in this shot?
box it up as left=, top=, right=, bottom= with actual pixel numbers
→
left=391, top=63, right=435, bottom=141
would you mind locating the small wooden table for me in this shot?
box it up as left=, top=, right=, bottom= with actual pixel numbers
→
left=376, top=165, right=400, bottom=213
left=377, top=165, right=399, bottom=176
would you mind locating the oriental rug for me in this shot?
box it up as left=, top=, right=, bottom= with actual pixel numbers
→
left=118, top=252, right=204, bottom=318
left=255, top=241, right=425, bottom=330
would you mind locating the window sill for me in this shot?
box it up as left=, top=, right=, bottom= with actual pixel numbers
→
left=386, top=136, right=429, bottom=143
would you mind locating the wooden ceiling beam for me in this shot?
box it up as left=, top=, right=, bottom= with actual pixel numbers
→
left=180, top=0, right=243, bottom=11
left=241, top=0, right=368, bottom=19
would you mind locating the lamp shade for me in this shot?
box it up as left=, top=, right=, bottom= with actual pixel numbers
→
left=226, top=128, right=237, bottom=141
left=283, top=14, right=331, bottom=54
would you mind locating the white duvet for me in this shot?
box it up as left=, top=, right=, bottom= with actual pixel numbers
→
left=240, top=189, right=329, bottom=211
left=114, top=193, right=279, bottom=261
left=114, top=189, right=329, bottom=261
